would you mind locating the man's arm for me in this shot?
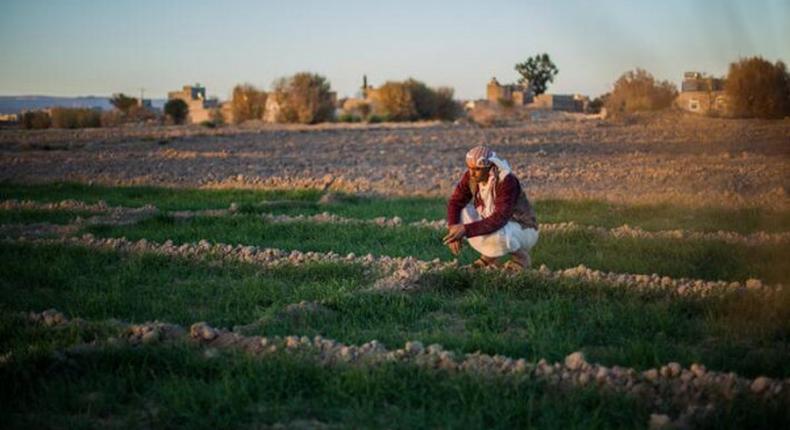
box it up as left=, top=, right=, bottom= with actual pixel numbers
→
left=463, top=174, right=520, bottom=238
left=446, top=171, right=472, bottom=225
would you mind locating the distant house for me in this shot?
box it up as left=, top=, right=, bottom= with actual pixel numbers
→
left=486, top=77, right=534, bottom=106
left=531, top=93, right=589, bottom=112
left=0, top=113, right=18, bottom=123
left=675, top=72, right=731, bottom=116
left=167, top=84, right=220, bottom=124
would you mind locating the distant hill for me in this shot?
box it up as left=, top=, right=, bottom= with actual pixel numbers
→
left=0, top=96, right=166, bottom=114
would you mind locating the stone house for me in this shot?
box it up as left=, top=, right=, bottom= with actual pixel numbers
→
left=486, top=77, right=534, bottom=106
left=167, top=84, right=220, bottom=124
left=531, top=93, right=589, bottom=112
left=675, top=72, right=731, bottom=116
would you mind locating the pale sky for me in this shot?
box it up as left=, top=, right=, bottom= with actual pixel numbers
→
left=1, top=0, right=788, bottom=100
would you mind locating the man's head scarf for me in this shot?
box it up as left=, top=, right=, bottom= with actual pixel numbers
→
left=465, top=145, right=512, bottom=181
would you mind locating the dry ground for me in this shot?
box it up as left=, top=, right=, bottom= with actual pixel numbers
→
left=1, top=112, right=788, bottom=208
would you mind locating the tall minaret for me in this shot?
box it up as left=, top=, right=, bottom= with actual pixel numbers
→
left=362, top=75, right=368, bottom=99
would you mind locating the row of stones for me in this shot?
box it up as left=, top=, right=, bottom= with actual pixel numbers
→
left=3, top=198, right=788, bottom=246
left=8, top=233, right=781, bottom=297
left=26, top=309, right=790, bottom=429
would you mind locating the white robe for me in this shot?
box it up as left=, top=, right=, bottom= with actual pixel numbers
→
left=462, top=204, right=539, bottom=258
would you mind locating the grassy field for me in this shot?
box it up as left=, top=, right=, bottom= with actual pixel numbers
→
left=1, top=182, right=789, bottom=429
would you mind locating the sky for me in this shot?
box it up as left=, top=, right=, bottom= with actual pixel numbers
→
left=1, top=0, right=788, bottom=100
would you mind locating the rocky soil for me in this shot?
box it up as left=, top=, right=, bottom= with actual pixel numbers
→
left=1, top=112, right=788, bottom=208
left=24, top=308, right=790, bottom=429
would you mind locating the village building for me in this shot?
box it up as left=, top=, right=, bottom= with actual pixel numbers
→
left=675, top=72, right=731, bottom=116
left=167, top=84, right=220, bottom=124
left=530, top=93, right=589, bottom=112
left=486, top=77, right=534, bottom=106
left=484, top=77, right=587, bottom=112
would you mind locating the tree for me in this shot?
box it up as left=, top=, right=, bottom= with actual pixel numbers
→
left=725, top=56, right=790, bottom=119
left=231, top=84, right=267, bottom=124
left=371, top=79, right=460, bottom=122
left=272, top=72, right=335, bottom=124
left=403, top=78, right=437, bottom=120
left=515, top=53, right=559, bottom=96
left=109, top=93, right=139, bottom=114
left=164, top=99, right=189, bottom=125
left=604, top=68, right=677, bottom=115
left=433, top=87, right=461, bottom=121
left=373, top=81, right=416, bottom=121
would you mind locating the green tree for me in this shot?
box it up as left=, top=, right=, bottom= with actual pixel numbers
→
left=725, top=56, right=790, bottom=119
left=109, top=93, right=139, bottom=114
left=164, top=99, right=189, bottom=125
left=514, top=53, right=559, bottom=96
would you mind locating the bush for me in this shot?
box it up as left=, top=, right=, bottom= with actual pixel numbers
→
left=164, top=99, right=189, bottom=125
left=604, top=69, right=677, bottom=115
left=497, top=98, right=514, bottom=108
left=337, top=113, right=361, bottom=123
left=20, top=111, right=51, bottom=129
left=367, top=114, right=386, bottom=123
left=726, top=56, right=790, bottom=119
left=50, top=107, right=102, bottom=129
left=231, top=84, right=267, bottom=124
left=588, top=93, right=609, bottom=114
left=373, top=79, right=460, bottom=122
left=434, top=87, right=461, bottom=121
left=109, top=93, right=138, bottom=114
left=373, top=81, right=417, bottom=121
left=272, top=72, right=335, bottom=124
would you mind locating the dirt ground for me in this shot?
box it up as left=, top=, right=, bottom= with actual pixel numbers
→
left=1, top=112, right=788, bottom=208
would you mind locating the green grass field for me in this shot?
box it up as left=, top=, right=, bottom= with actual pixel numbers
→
left=1, top=182, right=789, bottom=429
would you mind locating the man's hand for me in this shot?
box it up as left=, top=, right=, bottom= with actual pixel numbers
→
left=448, top=240, right=462, bottom=256
left=442, top=223, right=466, bottom=245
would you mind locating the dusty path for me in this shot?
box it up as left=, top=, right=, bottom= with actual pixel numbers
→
left=1, top=112, right=788, bottom=208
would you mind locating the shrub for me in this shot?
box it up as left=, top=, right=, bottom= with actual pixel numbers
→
left=725, top=56, right=790, bottom=119
left=230, top=84, right=267, bottom=124
left=497, top=98, right=514, bottom=108
left=373, top=81, right=416, bottom=121
left=20, top=111, right=51, bottom=129
left=588, top=93, right=609, bottom=114
left=433, top=87, right=461, bottom=121
left=337, top=113, right=361, bottom=123
left=341, top=98, right=371, bottom=120
left=271, top=72, right=335, bottom=124
left=604, top=68, right=677, bottom=115
left=109, top=93, right=138, bottom=114
left=404, top=79, right=438, bottom=119
left=373, top=79, right=460, bottom=122
left=367, top=114, right=386, bottom=123
left=50, top=107, right=102, bottom=129
left=164, top=99, right=189, bottom=125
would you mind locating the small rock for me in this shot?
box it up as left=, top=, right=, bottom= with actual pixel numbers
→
left=405, top=341, right=424, bottom=354
left=648, top=413, right=671, bottom=430
left=745, top=278, right=762, bottom=289
left=750, top=376, right=770, bottom=394
left=141, top=330, right=160, bottom=344
left=564, top=351, right=586, bottom=370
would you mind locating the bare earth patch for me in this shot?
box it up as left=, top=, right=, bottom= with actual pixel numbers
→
left=1, top=112, right=787, bottom=208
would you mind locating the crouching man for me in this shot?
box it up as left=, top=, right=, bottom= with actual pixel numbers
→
left=442, top=146, right=539, bottom=271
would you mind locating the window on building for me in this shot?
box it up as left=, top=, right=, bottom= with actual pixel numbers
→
left=689, top=99, right=700, bottom=111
